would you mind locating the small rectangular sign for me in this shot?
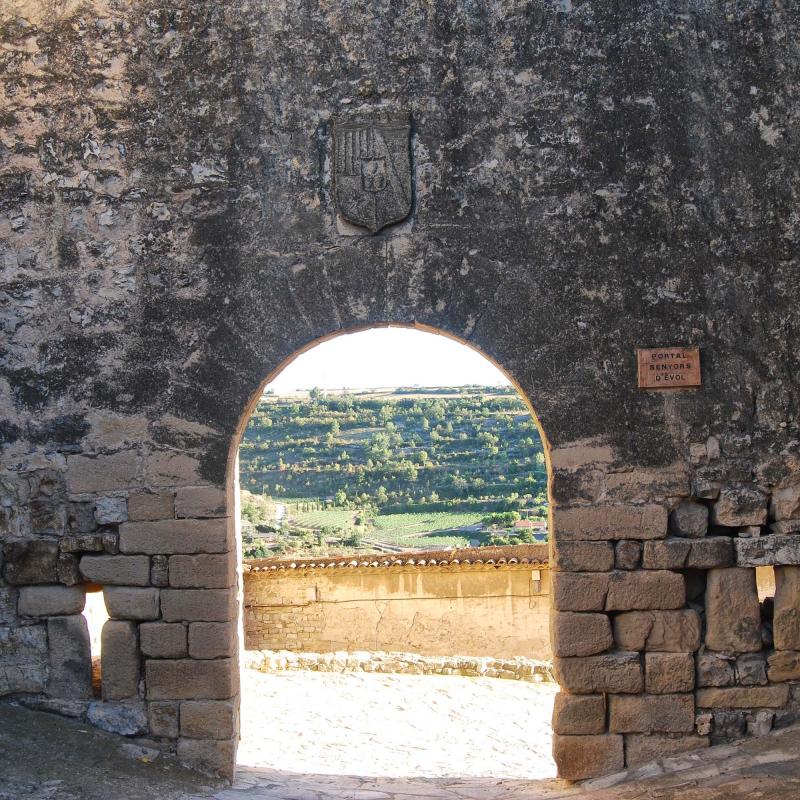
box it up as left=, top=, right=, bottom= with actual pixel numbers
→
left=637, top=346, right=701, bottom=389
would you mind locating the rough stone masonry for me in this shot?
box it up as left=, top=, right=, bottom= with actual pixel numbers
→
left=1, top=0, right=800, bottom=783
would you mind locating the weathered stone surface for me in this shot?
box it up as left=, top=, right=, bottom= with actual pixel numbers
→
left=145, top=452, right=204, bottom=487
left=641, top=539, right=690, bottom=569
left=614, top=611, right=701, bottom=652
left=175, top=486, right=227, bottom=519
left=88, top=701, right=148, bottom=735
left=177, top=736, right=236, bottom=780
left=160, top=589, right=235, bottom=622
left=80, top=555, right=151, bottom=586
left=57, top=552, right=81, bottom=586
left=609, top=693, right=694, bottom=733
left=773, top=566, right=800, bottom=650
left=94, top=496, right=128, bottom=525
left=551, top=693, right=606, bottom=735
left=669, top=500, right=709, bottom=538
left=705, top=568, right=762, bottom=653
left=0, top=625, right=47, bottom=694
left=552, top=734, right=623, bottom=781
left=552, top=572, right=609, bottom=612
left=128, top=492, right=174, bottom=522
left=140, top=622, right=188, bottom=658
left=735, top=653, right=767, bottom=686
left=101, top=620, right=140, bottom=700
left=624, top=733, right=709, bottom=768
left=18, top=585, right=85, bottom=617
left=169, top=554, right=236, bottom=588
left=0, top=589, right=18, bottom=625
left=696, top=686, right=790, bottom=708
left=553, top=652, right=643, bottom=695
left=552, top=541, right=614, bottom=572
left=614, top=540, right=641, bottom=570
left=180, top=699, right=238, bottom=739
left=605, top=571, right=685, bottom=611
left=47, top=615, right=92, bottom=699
left=104, top=587, right=160, bottom=621
left=711, top=486, right=767, bottom=527
left=737, top=534, right=800, bottom=566
left=551, top=611, right=612, bottom=658
left=119, top=519, right=230, bottom=555
left=67, top=452, right=141, bottom=494
left=3, top=541, right=59, bottom=585
left=188, top=622, right=237, bottom=659
left=150, top=554, right=169, bottom=587
left=696, top=652, right=735, bottom=687
left=769, top=519, right=800, bottom=535
left=770, top=483, right=800, bottom=521
left=767, top=651, right=800, bottom=682
left=645, top=653, right=694, bottom=694
left=145, top=658, right=238, bottom=700
left=554, top=505, right=667, bottom=541
left=641, top=538, right=733, bottom=570
left=747, top=709, right=775, bottom=737
left=60, top=532, right=119, bottom=554
left=149, top=701, right=180, bottom=738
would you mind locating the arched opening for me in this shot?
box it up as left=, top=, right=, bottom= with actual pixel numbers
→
left=229, top=324, right=559, bottom=786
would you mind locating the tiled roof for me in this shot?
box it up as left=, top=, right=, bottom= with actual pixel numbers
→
left=245, top=543, right=549, bottom=572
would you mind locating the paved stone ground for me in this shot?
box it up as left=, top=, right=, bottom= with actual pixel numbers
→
left=2, top=670, right=800, bottom=799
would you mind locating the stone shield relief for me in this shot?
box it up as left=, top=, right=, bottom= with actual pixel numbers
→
left=333, top=112, right=412, bottom=233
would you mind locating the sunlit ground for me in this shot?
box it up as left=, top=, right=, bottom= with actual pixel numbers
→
left=237, top=668, right=558, bottom=780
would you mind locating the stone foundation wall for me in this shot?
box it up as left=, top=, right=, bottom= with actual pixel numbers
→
left=243, top=563, right=551, bottom=659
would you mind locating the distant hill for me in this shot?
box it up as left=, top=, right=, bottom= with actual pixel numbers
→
left=238, top=386, right=548, bottom=559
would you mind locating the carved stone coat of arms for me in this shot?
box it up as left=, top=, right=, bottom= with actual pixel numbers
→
left=333, top=113, right=412, bottom=233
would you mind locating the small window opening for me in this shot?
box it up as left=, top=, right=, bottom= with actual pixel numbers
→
left=81, top=584, right=109, bottom=698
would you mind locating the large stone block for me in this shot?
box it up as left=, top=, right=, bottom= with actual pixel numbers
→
left=624, top=733, right=709, bottom=768
left=736, top=653, right=767, bottom=686
left=145, top=658, right=238, bottom=700
left=175, top=486, right=227, bottom=519
left=128, top=491, right=174, bottom=521
left=554, top=505, right=667, bottom=541
left=552, top=693, right=606, bottom=735
left=60, top=532, right=118, bottom=554
left=704, top=568, right=761, bottom=652
left=609, top=693, right=694, bottom=733
left=645, top=653, right=694, bottom=694
left=149, top=701, right=179, bottom=738
left=101, top=620, right=140, bottom=700
left=119, top=519, right=231, bottom=555
left=177, top=736, right=237, bottom=780
left=711, top=486, right=767, bottom=527
left=67, top=451, right=141, bottom=494
left=0, top=625, right=47, bottom=694
left=169, top=554, right=236, bottom=588
left=641, top=539, right=690, bottom=569
left=737, top=535, right=800, bottom=566
left=145, top=451, right=204, bottom=487
left=188, top=622, right=237, bottom=659
left=697, top=652, right=735, bottom=687
left=613, top=611, right=701, bottom=652
left=773, top=566, right=800, bottom=650
left=696, top=686, right=790, bottom=708
left=614, top=540, right=641, bottom=570
left=18, top=585, right=85, bottom=617
left=104, top=587, right=160, bottom=621
left=80, top=555, right=151, bottom=586
left=552, top=541, right=614, bottom=572
left=160, top=589, right=235, bottom=622
left=770, top=483, right=800, bottom=521
left=140, top=622, right=188, bottom=658
left=47, top=615, right=92, bottom=699
left=94, top=496, right=127, bottom=525
left=180, top=699, right=238, bottom=739
left=3, top=540, right=59, bottom=584
left=669, top=500, right=708, bottom=538
left=642, top=538, right=734, bottom=570
left=552, top=572, right=609, bottom=612
left=552, top=734, right=624, bottom=781
left=551, top=611, right=612, bottom=658
left=767, top=651, right=800, bottom=682
left=605, top=571, right=685, bottom=611
left=553, top=652, right=643, bottom=694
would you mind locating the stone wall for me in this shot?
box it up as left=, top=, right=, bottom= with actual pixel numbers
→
left=2, top=0, right=800, bottom=783
left=243, top=561, right=551, bottom=659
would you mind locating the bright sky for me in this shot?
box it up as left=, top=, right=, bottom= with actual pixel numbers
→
left=267, top=327, right=511, bottom=392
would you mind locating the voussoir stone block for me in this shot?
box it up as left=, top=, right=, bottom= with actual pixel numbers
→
left=552, top=734, right=624, bottom=781
left=624, top=733, right=709, bottom=768
left=554, top=505, right=667, bottom=541
left=552, top=541, right=614, bottom=572
left=18, top=585, right=85, bottom=617
left=101, top=620, right=140, bottom=700
left=736, top=534, right=800, bottom=566
left=146, top=658, right=238, bottom=700
left=551, top=611, right=612, bottom=657
left=696, top=686, right=790, bottom=709
left=553, top=652, right=643, bottom=694
left=645, top=653, right=695, bottom=694
left=605, top=571, right=685, bottom=611
left=669, top=500, right=709, bottom=538
left=104, top=587, right=160, bottom=620
left=80, top=555, right=151, bottom=586
left=160, top=589, right=236, bottom=622
left=773, top=566, right=800, bottom=650
left=552, top=693, right=606, bottom=735
left=140, top=622, right=188, bottom=658
left=704, top=568, right=761, bottom=653
left=175, top=486, right=227, bottom=519
left=189, top=622, right=237, bottom=659
left=119, top=519, right=230, bottom=555
left=552, top=572, right=609, bottom=612
left=169, top=554, right=235, bottom=588
left=711, top=486, right=767, bottom=527
left=609, top=693, right=695, bottom=733
left=613, top=610, right=701, bottom=652
left=47, top=615, right=92, bottom=699
left=180, top=699, right=238, bottom=739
